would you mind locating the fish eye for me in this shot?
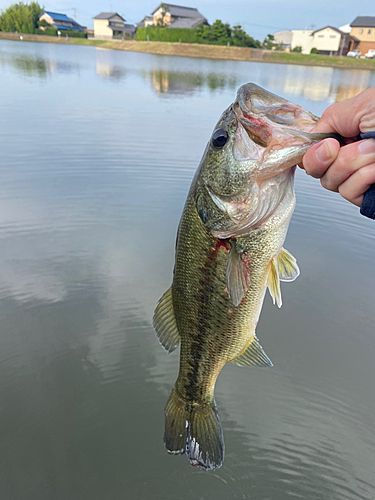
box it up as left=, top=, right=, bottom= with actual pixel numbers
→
left=211, top=128, right=229, bottom=149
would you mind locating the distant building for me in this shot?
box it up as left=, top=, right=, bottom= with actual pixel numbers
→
left=273, top=30, right=293, bottom=50
left=39, top=11, right=84, bottom=32
left=144, top=3, right=207, bottom=29
left=273, top=26, right=351, bottom=55
left=291, top=29, right=314, bottom=54
left=93, top=12, right=136, bottom=40
left=137, top=16, right=154, bottom=28
left=349, top=16, right=375, bottom=54
left=310, top=26, right=350, bottom=55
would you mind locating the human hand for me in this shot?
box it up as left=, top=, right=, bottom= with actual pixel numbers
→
left=302, top=88, right=375, bottom=207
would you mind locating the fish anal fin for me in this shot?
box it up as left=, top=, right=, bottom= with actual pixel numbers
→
left=277, top=248, right=300, bottom=282
left=226, top=244, right=250, bottom=307
left=231, top=336, right=273, bottom=367
left=153, top=287, right=180, bottom=353
left=267, top=257, right=282, bottom=308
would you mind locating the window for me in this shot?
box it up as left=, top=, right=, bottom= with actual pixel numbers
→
left=368, top=29, right=372, bottom=34
left=318, top=34, right=324, bottom=38
left=330, top=35, right=336, bottom=38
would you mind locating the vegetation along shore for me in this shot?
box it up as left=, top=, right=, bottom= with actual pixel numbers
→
left=1, top=32, right=375, bottom=70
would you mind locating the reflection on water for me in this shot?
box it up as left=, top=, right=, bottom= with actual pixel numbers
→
left=0, top=39, right=375, bottom=499
left=90, top=47, right=375, bottom=101
left=149, top=69, right=237, bottom=95
left=0, top=51, right=78, bottom=77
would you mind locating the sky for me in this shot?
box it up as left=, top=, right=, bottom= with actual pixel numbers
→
left=0, top=0, right=374, bottom=39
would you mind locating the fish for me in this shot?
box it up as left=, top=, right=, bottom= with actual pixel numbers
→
left=153, top=83, right=335, bottom=471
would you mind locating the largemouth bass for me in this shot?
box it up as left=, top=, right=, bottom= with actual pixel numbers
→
left=154, top=83, right=333, bottom=470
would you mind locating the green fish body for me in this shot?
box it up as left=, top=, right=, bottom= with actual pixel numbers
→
left=154, top=83, right=332, bottom=470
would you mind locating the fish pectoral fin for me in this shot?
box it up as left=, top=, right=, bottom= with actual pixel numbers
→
left=267, top=256, right=282, bottom=308
left=153, top=287, right=180, bottom=353
left=226, top=244, right=250, bottom=307
left=231, top=336, right=273, bottom=367
left=277, top=248, right=300, bottom=282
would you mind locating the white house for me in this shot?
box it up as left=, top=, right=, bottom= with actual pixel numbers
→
left=93, top=12, right=135, bottom=39
left=273, top=26, right=350, bottom=55
left=310, top=26, right=349, bottom=55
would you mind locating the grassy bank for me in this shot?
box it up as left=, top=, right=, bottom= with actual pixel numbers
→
left=1, top=32, right=375, bottom=70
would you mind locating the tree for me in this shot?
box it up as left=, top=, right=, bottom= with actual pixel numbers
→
left=196, top=19, right=231, bottom=45
left=263, top=33, right=276, bottom=50
left=231, top=24, right=261, bottom=48
left=0, top=2, right=43, bottom=33
left=155, top=4, right=168, bottom=27
left=291, top=46, right=302, bottom=53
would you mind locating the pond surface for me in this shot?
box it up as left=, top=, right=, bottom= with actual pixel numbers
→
left=0, top=40, right=375, bottom=500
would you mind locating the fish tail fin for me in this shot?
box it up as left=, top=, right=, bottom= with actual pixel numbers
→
left=164, top=387, right=188, bottom=455
left=164, top=387, right=224, bottom=471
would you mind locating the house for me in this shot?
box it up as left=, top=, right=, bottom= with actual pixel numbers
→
left=39, top=11, right=84, bottom=32
left=137, top=16, right=154, bottom=28
left=93, top=12, right=136, bottom=40
left=310, top=26, right=350, bottom=55
left=147, top=3, right=207, bottom=29
left=349, top=16, right=375, bottom=54
left=273, top=26, right=351, bottom=55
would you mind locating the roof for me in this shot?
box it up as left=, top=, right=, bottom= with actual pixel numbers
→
left=169, top=17, right=205, bottom=28
left=44, top=11, right=72, bottom=22
left=151, top=3, right=205, bottom=20
left=94, top=12, right=126, bottom=21
left=339, top=23, right=351, bottom=33
left=350, top=16, right=375, bottom=28
left=311, top=25, right=344, bottom=35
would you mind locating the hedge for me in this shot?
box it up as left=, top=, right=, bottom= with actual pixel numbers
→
left=36, top=28, right=87, bottom=38
left=136, top=27, right=199, bottom=43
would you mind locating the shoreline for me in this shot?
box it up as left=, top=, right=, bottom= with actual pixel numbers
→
left=1, top=32, right=375, bottom=70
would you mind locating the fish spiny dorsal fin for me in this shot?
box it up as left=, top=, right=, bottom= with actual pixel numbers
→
left=267, top=257, right=282, bottom=308
left=153, top=287, right=180, bottom=353
left=231, top=336, right=273, bottom=367
left=277, top=248, right=300, bottom=282
left=226, top=243, right=250, bottom=307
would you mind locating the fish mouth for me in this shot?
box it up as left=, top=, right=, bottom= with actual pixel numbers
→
left=234, top=83, right=324, bottom=153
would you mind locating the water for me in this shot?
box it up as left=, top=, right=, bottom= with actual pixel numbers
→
left=0, top=40, right=375, bottom=499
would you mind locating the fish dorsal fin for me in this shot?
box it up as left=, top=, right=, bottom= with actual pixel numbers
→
left=231, top=336, right=273, bottom=367
left=153, top=287, right=180, bottom=353
left=277, top=248, right=300, bottom=282
left=226, top=244, right=250, bottom=307
left=267, top=257, right=282, bottom=308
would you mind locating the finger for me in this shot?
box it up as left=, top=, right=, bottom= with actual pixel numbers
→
left=338, top=164, right=375, bottom=207
left=311, top=89, right=375, bottom=137
left=302, top=138, right=340, bottom=178
left=320, top=139, right=375, bottom=192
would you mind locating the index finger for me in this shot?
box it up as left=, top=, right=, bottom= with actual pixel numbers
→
left=312, top=89, right=375, bottom=138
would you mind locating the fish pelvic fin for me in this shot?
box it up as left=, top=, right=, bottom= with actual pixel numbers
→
left=153, top=287, right=180, bottom=353
left=268, top=257, right=282, bottom=308
left=231, top=335, right=273, bottom=367
left=164, top=388, right=224, bottom=471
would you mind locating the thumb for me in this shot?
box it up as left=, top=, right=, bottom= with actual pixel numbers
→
left=302, top=138, right=340, bottom=178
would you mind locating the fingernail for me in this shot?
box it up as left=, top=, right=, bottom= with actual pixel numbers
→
left=358, top=139, right=375, bottom=154
left=315, top=141, right=335, bottom=163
